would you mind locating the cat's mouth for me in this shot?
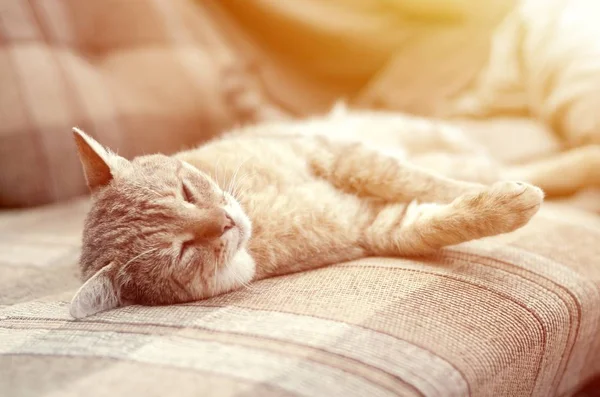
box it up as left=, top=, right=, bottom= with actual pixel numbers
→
left=220, top=225, right=246, bottom=266
left=222, top=200, right=252, bottom=251
left=228, top=221, right=248, bottom=251
left=222, top=223, right=241, bottom=247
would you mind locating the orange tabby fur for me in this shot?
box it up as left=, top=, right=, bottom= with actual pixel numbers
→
left=70, top=110, right=547, bottom=319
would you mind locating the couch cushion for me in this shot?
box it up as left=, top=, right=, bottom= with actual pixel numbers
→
left=0, top=0, right=285, bottom=207
left=1, top=199, right=599, bottom=396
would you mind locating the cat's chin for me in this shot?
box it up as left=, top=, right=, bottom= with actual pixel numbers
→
left=214, top=248, right=256, bottom=295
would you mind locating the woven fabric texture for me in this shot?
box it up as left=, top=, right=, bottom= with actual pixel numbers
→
left=1, top=198, right=599, bottom=397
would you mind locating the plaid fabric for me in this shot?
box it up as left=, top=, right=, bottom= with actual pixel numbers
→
left=0, top=0, right=285, bottom=208
left=1, top=198, right=600, bottom=396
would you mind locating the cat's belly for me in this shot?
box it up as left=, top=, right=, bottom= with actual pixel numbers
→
left=241, top=181, right=371, bottom=279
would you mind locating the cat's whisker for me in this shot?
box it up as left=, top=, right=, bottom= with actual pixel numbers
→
left=226, top=165, right=237, bottom=195
left=214, top=155, right=224, bottom=188
left=231, top=170, right=255, bottom=200
left=239, top=280, right=254, bottom=291
left=121, top=247, right=160, bottom=272
left=228, top=157, right=253, bottom=196
left=214, top=156, right=222, bottom=186
left=230, top=173, right=249, bottom=198
left=213, top=155, right=229, bottom=201
left=232, top=271, right=254, bottom=291
left=213, top=258, right=219, bottom=295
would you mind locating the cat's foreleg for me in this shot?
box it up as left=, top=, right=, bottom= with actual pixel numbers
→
left=363, top=181, right=544, bottom=256
left=310, top=139, right=485, bottom=203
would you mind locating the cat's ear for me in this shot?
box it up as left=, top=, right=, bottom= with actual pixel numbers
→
left=70, top=263, right=121, bottom=319
left=72, top=127, right=118, bottom=192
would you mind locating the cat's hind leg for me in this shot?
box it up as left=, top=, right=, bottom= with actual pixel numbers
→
left=363, top=181, right=544, bottom=256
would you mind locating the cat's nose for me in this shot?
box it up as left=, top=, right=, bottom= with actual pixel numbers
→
left=189, top=208, right=235, bottom=240
left=223, top=213, right=235, bottom=234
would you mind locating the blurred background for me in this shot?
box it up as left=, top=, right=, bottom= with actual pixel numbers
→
left=1, top=0, right=599, bottom=207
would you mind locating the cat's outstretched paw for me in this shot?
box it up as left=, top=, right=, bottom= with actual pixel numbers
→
left=368, top=180, right=544, bottom=256
left=475, top=180, right=544, bottom=233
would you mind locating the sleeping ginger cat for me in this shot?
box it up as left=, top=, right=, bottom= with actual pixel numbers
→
left=70, top=110, right=547, bottom=319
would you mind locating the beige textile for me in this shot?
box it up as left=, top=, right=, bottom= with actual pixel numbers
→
left=451, top=0, right=600, bottom=148
left=0, top=0, right=514, bottom=208
left=1, top=198, right=600, bottom=397
left=217, top=0, right=516, bottom=116
left=0, top=0, right=284, bottom=207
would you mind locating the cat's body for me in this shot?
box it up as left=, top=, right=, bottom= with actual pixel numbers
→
left=179, top=132, right=370, bottom=281
left=70, top=110, right=546, bottom=319
left=176, top=112, right=504, bottom=281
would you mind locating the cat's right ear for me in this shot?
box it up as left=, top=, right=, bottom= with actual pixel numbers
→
left=72, top=127, right=119, bottom=192
left=70, top=263, right=121, bottom=319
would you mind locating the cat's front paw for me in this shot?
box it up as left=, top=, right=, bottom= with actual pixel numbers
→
left=455, top=181, right=544, bottom=236
left=483, top=181, right=544, bottom=232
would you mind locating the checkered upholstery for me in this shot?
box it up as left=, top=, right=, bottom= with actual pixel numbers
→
left=0, top=0, right=285, bottom=207
left=1, top=199, right=600, bottom=396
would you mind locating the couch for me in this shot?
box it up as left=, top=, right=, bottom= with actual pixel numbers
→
left=1, top=1, right=599, bottom=396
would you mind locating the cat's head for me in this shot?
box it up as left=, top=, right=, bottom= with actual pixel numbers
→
left=69, top=128, right=254, bottom=319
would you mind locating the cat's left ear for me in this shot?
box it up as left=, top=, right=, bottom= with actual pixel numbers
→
left=72, top=127, right=125, bottom=192
left=70, top=263, right=121, bottom=319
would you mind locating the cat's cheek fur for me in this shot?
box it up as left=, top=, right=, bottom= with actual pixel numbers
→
left=215, top=249, right=256, bottom=294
